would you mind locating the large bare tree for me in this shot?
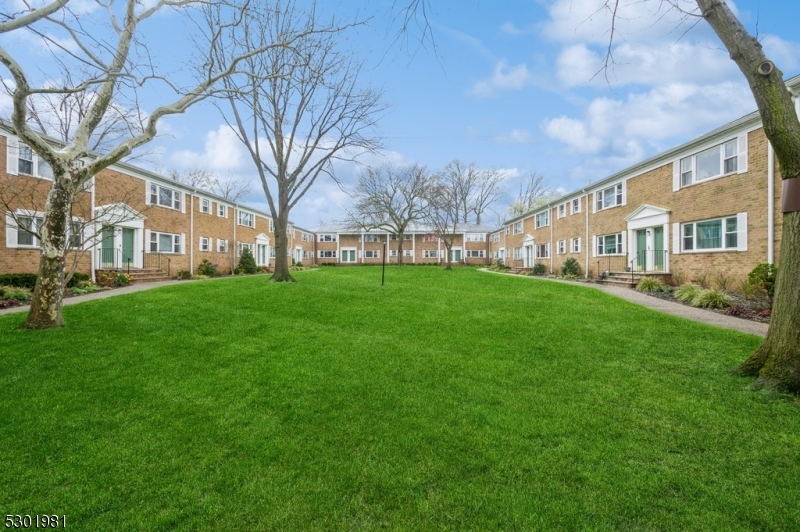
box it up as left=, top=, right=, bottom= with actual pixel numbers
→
left=212, top=1, right=385, bottom=282
left=343, top=163, right=431, bottom=265
left=0, top=0, right=312, bottom=328
left=507, top=172, right=558, bottom=219
left=171, top=168, right=251, bottom=202
left=441, top=159, right=504, bottom=225
left=425, top=170, right=461, bottom=270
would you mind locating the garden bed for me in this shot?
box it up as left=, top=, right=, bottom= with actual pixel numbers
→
left=642, top=287, right=771, bottom=323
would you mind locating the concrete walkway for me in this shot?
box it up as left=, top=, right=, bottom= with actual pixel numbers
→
left=482, top=269, right=769, bottom=337
left=1, top=271, right=770, bottom=337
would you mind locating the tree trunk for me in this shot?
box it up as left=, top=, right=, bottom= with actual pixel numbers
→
left=397, top=236, right=404, bottom=266
left=696, top=0, right=800, bottom=393
left=444, top=243, right=452, bottom=271
left=24, top=179, right=72, bottom=329
left=736, top=211, right=800, bottom=392
left=270, top=209, right=295, bottom=283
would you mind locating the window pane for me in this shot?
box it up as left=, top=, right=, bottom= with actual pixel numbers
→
left=725, top=217, right=738, bottom=248
left=38, top=159, right=53, bottom=179
left=159, top=187, right=173, bottom=207
left=17, top=216, right=35, bottom=245
left=602, top=187, right=615, bottom=209
left=159, top=233, right=172, bottom=252
left=695, top=146, right=720, bottom=181
left=696, top=220, right=722, bottom=249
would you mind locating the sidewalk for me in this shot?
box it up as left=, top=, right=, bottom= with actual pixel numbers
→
left=482, top=269, right=768, bottom=337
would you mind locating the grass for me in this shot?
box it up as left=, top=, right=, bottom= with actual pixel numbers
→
left=1, top=267, right=798, bottom=530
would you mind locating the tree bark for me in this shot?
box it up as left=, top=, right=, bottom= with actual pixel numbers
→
left=24, top=177, right=73, bottom=329
left=270, top=209, right=295, bottom=283
left=696, top=0, right=800, bottom=393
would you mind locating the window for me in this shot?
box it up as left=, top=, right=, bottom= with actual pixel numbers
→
left=16, top=215, right=42, bottom=246
left=466, top=250, right=485, bottom=258
left=15, top=143, right=53, bottom=178
left=558, top=203, right=566, bottom=218
left=238, top=211, right=254, bottom=228
left=237, top=242, right=254, bottom=257
left=302, top=250, right=309, bottom=260
left=149, top=183, right=182, bottom=210
left=535, top=211, right=549, bottom=229
left=364, top=250, right=379, bottom=258
left=505, top=226, right=510, bottom=235
left=682, top=216, right=739, bottom=251
left=535, top=243, right=549, bottom=259
left=200, top=198, right=210, bottom=214
left=597, top=233, right=623, bottom=256
left=319, top=234, right=336, bottom=242
left=492, top=233, right=500, bottom=243
left=513, top=247, right=522, bottom=260
left=557, top=240, right=565, bottom=254
left=571, top=198, right=581, bottom=215
left=269, top=219, right=275, bottom=232
left=18, top=144, right=34, bottom=175
left=199, top=237, right=210, bottom=252
left=680, top=139, right=738, bottom=187
left=596, top=183, right=623, bottom=211
left=217, top=203, right=227, bottom=217
left=404, top=249, right=412, bottom=257
left=390, top=234, right=413, bottom=240
left=364, top=234, right=381, bottom=242
left=423, top=249, right=438, bottom=258
left=319, top=250, right=337, bottom=258
left=423, top=234, right=438, bottom=242
left=302, top=233, right=309, bottom=242
left=390, top=250, right=398, bottom=257
left=465, top=233, right=485, bottom=242
left=150, top=231, right=181, bottom=253
left=571, top=237, right=581, bottom=253
left=513, top=221, right=523, bottom=234
left=217, top=239, right=228, bottom=253
left=68, top=221, right=83, bottom=248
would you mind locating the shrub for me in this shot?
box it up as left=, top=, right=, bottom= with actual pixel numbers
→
left=670, top=269, right=686, bottom=287
left=725, top=305, right=745, bottom=317
left=237, top=248, right=258, bottom=275
left=176, top=270, right=192, bottom=280
left=95, top=270, right=118, bottom=287
left=748, top=263, right=777, bottom=299
left=532, top=263, right=547, bottom=276
left=693, top=272, right=711, bottom=289
left=691, top=289, right=731, bottom=309
left=192, top=274, right=209, bottom=280
left=561, top=257, right=581, bottom=277
left=712, top=270, right=734, bottom=291
left=66, top=272, right=91, bottom=288
left=0, top=286, right=31, bottom=301
left=116, top=273, right=131, bottom=286
left=675, top=284, right=702, bottom=303
left=488, top=259, right=510, bottom=272
left=563, top=274, right=577, bottom=281
left=197, top=259, right=219, bottom=277
left=0, top=273, right=38, bottom=290
left=636, top=277, right=664, bottom=292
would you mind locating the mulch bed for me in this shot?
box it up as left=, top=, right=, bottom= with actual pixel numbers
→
left=642, top=289, right=772, bottom=323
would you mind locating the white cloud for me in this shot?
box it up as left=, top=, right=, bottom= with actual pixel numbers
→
left=760, top=35, right=800, bottom=73
left=472, top=60, right=535, bottom=97
left=494, top=128, right=535, bottom=144
left=170, top=125, right=247, bottom=172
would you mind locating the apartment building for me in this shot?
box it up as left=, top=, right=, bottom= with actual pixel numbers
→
left=0, top=126, right=315, bottom=280
left=497, top=80, right=793, bottom=282
left=313, top=223, right=496, bottom=265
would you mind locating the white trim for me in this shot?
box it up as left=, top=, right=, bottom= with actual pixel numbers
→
left=737, top=132, right=748, bottom=174
left=672, top=160, right=680, bottom=192
left=672, top=223, right=680, bottom=255
left=737, top=212, right=748, bottom=252
left=6, top=136, right=18, bottom=176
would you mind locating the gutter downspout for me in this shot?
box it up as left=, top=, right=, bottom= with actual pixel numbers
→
left=90, top=176, right=96, bottom=283
left=549, top=206, right=554, bottom=274
left=583, top=190, right=589, bottom=278
left=768, top=142, right=775, bottom=264
left=190, top=192, right=195, bottom=274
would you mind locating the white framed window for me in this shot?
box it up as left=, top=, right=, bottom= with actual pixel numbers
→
left=571, top=237, right=581, bottom=253
left=217, top=239, right=228, bottom=253
left=597, top=233, right=623, bottom=256
left=465, top=233, right=485, bottom=242
left=302, top=233, right=309, bottom=242
left=302, top=250, right=309, bottom=259
left=595, top=183, right=623, bottom=212
left=319, top=250, right=337, bottom=258
left=557, top=240, right=566, bottom=254
left=364, top=250, right=380, bottom=258
left=535, top=211, right=549, bottom=229
left=680, top=139, right=739, bottom=187
left=8, top=142, right=53, bottom=179
left=513, top=221, right=523, bottom=234
left=492, top=233, right=500, bottom=243
left=404, top=249, right=412, bottom=257
left=364, top=234, right=381, bottom=242
left=390, top=234, right=413, bottom=240
left=505, top=226, right=510, bottom=235
left=466, top=250, right=485, bottom=258
left=149, top=183, right=182, bottom=211
left=237, top=242, right=254, bottom=257
left=318, top=234, right=336, bottom=242
left=557, top=203, right=566, bottom=219
left=423, top=249, right=438, bottom=258
left=269, top=219, right=275, bottom=233
left=199, top=236, right=210, bottom=252
left=238, top=211, right=254, bottom=228
left=15, top=215, right=43, bottom=247
left=68, top=221, right=83, bottom=248
left=682, top=215, right=742, bottom=251
left=535, top=243, right=550, bottom=259
left=571, top=198, right=581, bottom=215
left=513, top=247, right=522, bottom=260
left=200, top=198, right=210, bottom=214
left=390, top=250, right=398, bottom=257
left=217, top=203, right=228, bottom=218
left=150, top=231, right=182, bottom=253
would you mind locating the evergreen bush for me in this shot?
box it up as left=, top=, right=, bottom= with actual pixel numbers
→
left=237, top=248, right=258, bottom=274
left=561, top=257, right=581, bottom=277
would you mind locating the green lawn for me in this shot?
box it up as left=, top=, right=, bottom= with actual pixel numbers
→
left=1, top=267, right=798, bottom=530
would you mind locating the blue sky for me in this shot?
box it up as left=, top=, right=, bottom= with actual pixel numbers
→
left=4, top=0, right=800, bottom=230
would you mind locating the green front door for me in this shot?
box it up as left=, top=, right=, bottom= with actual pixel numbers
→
left=450, top=248, right=462, bottom=262
left=636, top=229, right=646, bottom=271
left=122, top=228, right=135, bottom=267
left=653, top=226, right=664, bottom=271
left=101, top=226, right=115, bottom=267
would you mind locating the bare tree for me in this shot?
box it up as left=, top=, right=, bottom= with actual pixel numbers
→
left=425, top=171, right=460, bottom=270
left=343, top=163, right=430, bottom=265
left=212, top=1, right=386, bottom=282
left=171, top=168, right=251, bottom=202
left=507, top=172, right=558, bottom=218
left=440, top=160, right=504, bottom=225
left=0, top=0, right=317, bottom=328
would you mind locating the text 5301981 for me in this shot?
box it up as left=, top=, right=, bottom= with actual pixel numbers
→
left=5, top=515, right=65, bottom=528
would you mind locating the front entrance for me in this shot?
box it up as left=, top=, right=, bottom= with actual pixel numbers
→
left=100, top=226, right=115, bottom=267
left=122, top=228, right=135, bottom=267
left=341, top=248, right=356, bottom=263
left=635, top=226, right=665, bottom=271
left=449, top=248, right=462, bottom=262
left=257, top=243, right=269, bottom=267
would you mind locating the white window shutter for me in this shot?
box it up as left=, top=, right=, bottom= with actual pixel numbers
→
left=737, top=133, right=748, bottom=174
left=672, top=160, right=680, bottom=191
left=144, top=229, right=151, bottom=251
left=6, top=137, right=18, bottom=176
left=180, top=192, right=186, bottom=214
left=672, top=223, right=680, bottom=254
left=145, top=181, right=151, bottom=205
left=621, top=231, right=627, bottom=253
left=181, top=233, right=186, bottom=254
left=6, top=213, right=18, bottom=248
left=621, top=183, right=627, bottom=206
left=737, top=212, right=748, bottom=251
left=591, top=235, right=597, bottom=258
left=577, top=237, right=581, bottom=253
